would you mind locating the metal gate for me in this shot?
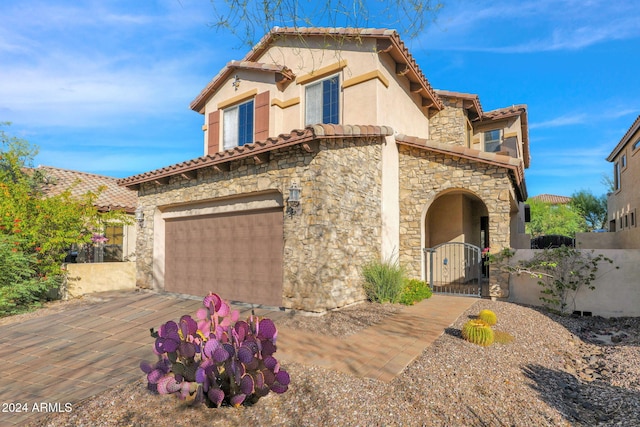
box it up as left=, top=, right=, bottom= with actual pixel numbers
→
left=423, top=242, right=484, bottom=297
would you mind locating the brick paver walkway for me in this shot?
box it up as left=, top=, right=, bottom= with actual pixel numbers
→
left=0, top=291, right=475, bottom=426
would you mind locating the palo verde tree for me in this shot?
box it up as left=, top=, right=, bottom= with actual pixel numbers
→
left=209, top=0, right=444, bottom=47
left=0, top=123, right=128, bottom=315
left=525, top=198, right=584, bottom=238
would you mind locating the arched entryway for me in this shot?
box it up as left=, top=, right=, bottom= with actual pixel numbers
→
left=423, top=189, right=489, bottom=296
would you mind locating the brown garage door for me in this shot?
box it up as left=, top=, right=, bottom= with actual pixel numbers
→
left=164, top=208, right=284, bottom=306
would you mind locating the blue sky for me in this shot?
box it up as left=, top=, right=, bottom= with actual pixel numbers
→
left=1, top=0, right=639, bottom=198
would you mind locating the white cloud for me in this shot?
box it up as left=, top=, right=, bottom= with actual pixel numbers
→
left=529, top=114, right=588, bottom=130
left=424, top=0, right=640, bottom=53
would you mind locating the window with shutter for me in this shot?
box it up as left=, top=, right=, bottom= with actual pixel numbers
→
left=305, top=75, right=339, bottom=125
left=223, top=99, right=254, bottom=149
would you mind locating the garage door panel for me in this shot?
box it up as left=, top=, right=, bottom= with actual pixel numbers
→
left=164, top=208, right=283, bottom=306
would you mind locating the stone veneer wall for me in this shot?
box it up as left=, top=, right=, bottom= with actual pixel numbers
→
left=428, top=98, right=467, bottom=146
left=398, top=145, right=513, bottom=297
left=135, top=137, right=383, bottom=312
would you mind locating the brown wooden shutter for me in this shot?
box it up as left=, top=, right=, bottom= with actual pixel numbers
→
left=207, top=111, right=220, bottom=155
left=254, top=91, right=270, bottom=141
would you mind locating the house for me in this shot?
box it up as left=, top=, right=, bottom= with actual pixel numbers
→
left=530, top=194, right=571, bottom=205
left=605, top=115, right=640, bottom=246
left=118, top=28, right=530, bottom=312
left=37, top=166, right=138, bottom=261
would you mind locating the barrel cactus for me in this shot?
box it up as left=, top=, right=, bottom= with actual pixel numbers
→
left=141, top=292, right=290, bottom=408
left=478, top=309, right=497, bottom=326
left=461, top=319, right=494, bottom=346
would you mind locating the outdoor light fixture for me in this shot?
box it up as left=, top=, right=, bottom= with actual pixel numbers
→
left=286, top=182, right=301, bottom=217
left=134, top=206, right=144, bottom=227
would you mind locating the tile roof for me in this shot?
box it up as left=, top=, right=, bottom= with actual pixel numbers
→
left=36, top=166, right=138, bottom=213
left=190, top=27, right=444, bottom=113
left=530, top=194, right=572, bottom=204
left=606, top=114, right=640, bottom=162
left=434, top=90, right=483, bottom=118
left=395, top=134, right=527, bottom=201
left=117, top=124, right=394, bottom=189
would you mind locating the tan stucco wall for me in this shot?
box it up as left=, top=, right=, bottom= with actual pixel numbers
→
left=607, top=129, right=640, bottom=247
left=398, top=145, right=514, bottom=297
left=64, top=262, right=136, bottom=297
left=508, top=249, right=640, bottom=317
left=136, top=137, right=383, bottom=312
left=201, top=37, right=434, bottom=151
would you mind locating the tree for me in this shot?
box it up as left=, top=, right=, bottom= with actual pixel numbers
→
left=525, top=198, right=584, bottom=238
left=209, top=0, right=444, bottom=47
left=0, top=123, right=128, bottom=315
left=570, top=190, right=608, bottom=231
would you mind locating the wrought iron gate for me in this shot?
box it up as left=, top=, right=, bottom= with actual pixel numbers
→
left=423, top=242, right=485, bottom=297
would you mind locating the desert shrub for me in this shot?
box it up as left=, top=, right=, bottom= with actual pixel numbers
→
left=477, top=309, right=497, bottom=326
left=399, top=278, right=432, bottom=305
left=141, top=292, right=290, bottom=408
left=361, top=256, right=406, bottom=303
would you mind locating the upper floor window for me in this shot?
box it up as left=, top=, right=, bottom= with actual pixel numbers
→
left=305, top=75, right=339, bottom=125
left=614, top=161, right=621, bottom=191
left=621, top=154, right=627, bottom=168
left=484, top=129, right=502, bottom=152
left=633, top=139, right=640, bottom=151
left=223, top=99, right=254, bottom=150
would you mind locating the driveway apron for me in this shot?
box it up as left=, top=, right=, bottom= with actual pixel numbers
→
left=0, top=291, right=475, bottom=426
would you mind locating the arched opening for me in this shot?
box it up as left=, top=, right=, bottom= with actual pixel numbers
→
left=423, top=189, right=489, bottom=296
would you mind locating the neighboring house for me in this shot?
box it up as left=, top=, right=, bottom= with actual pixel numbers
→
left=37, top=166, right=138, bottom=261
left=530, top=194, right=571, bottom=206
left=606, top=115, right=640, bottom=246
left=118, top=28, right=530, bottom=312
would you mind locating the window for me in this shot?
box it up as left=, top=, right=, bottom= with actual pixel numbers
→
left=622, top=154, right=627, bottom=168
left=484, top=129, right=502, bottom=152
left=305, top=75, right=339, bottom=125
left=104, top=225, right=124, bottom=246
left=633, top=139, right=640, bottom=151
left=223, top=99, right=254, bottom=149
left=614, top=161, right=621, bottom=191
left=625, top=214, right=629, bottom=228
left=632, top=211, right=636, bottom=227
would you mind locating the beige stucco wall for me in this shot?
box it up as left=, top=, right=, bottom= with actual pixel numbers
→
left=201, top=36, right=434, bottom=151
left=136, top=137, right=384, bottom=312
left=508, top=249, right=640, bottom=317
left=397, top=145, right=514, bottom=297
left=607, top=129, right=640, bottom=247
left=64, top=262, right=136, bottom=297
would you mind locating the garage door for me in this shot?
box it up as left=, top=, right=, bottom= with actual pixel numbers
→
left=164, top=207, right=284, bottom=306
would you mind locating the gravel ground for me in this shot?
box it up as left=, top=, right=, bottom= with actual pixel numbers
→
left=24, top=298, right=640, bottom=427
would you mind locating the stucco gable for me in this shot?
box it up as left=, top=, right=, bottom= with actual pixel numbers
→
left=607, top=114, right=640, bottom=162
left=189, top=27, right=444, bottom=114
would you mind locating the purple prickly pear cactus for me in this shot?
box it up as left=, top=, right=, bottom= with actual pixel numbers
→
left=141, top=291, right=290, bottom=408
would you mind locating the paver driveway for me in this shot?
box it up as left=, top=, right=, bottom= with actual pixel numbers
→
left=0, top=290, right=475, bottom=426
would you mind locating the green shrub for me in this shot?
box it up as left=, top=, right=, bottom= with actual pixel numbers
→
left=361, top=256, right=405, bottom=303
left=0, top=234, right=59, bottom=316
left=399, top=278, right=432, bottom=305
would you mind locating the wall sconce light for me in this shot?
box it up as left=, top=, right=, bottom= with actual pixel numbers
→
left=134, top=206, right=144, bottom=227
left=286, top=182, right=301, bottom=217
